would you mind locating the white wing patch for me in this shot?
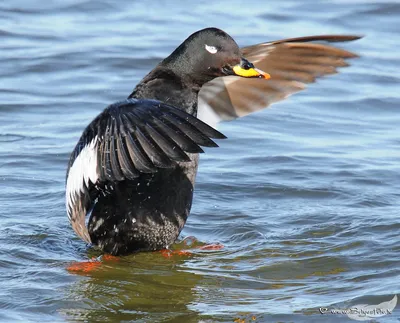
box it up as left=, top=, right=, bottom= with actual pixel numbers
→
left=198, top=77, right=238, bottom=128
left=197, top=95, right=222, bottom=129
left=66, top=136, right=99, bottom=220
left=205, top=44, right=218, bottom=54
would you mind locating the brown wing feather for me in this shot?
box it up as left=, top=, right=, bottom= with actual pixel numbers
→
left=198, top=35, right=361, bottom=124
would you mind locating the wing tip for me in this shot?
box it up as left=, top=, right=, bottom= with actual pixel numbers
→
left=208, top=128, right=227, bottom=140
left=274, top=34, right=364, bottom=44
left=322, top=35, right=364, bottom=42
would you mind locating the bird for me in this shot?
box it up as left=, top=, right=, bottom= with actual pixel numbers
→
left=66, top=27, right=360, bottom=255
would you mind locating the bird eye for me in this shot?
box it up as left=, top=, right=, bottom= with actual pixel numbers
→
left=242, top=61, right=252, bottom=70
left=205, top=44, right=218, bottom=54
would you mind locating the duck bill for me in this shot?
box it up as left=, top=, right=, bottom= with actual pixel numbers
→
left=232, top=58, right=270, bottom=79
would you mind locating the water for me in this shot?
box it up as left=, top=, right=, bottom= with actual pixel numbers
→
left=0, top=0, right=399, bottom=322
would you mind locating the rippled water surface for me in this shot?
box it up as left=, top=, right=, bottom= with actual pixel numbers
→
left=1, top=1, right=399, bottom=322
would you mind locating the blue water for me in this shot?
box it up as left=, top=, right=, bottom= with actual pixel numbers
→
left=0, top=1, right=399, bottom=322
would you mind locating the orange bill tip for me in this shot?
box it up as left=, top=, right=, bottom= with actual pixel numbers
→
left=255, top=68, right=271, bottom=79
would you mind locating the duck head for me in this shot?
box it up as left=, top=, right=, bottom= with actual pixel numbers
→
left=161, top=27, right=270, bottom=85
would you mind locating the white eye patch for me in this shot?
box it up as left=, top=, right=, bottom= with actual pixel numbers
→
left=205, top=44, right=218, bottom=54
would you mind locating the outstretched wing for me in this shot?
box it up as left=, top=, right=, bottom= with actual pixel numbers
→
left=65, top=98, right=226, bottom=242
left=198, top=35, right=361, bottom=126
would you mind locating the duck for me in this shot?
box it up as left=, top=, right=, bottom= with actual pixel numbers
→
left=66, top=27, right=360, bottom=255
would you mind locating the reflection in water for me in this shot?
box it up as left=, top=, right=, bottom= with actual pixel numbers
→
left=62, top=251, right=202, bottom=322
left=61, top=238, right=353, bottom=322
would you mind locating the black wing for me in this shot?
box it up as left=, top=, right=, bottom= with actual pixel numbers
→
left=66, top=98, right=225, bottom=242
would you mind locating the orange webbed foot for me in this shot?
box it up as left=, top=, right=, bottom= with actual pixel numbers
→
left=158, top=249, right=193, bottom=258
left=197, top=243, right=224, bottom=251
left=67, top=257, right=101, bottom=273
left=67, top=254, right=120, bottom=274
